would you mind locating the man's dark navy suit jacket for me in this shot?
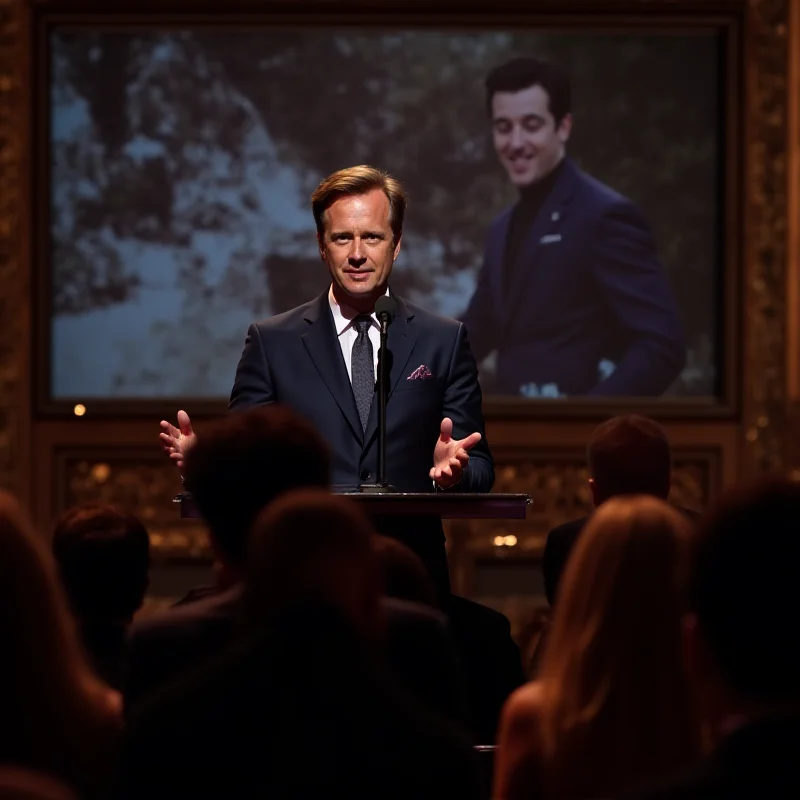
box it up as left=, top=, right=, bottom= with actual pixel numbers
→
left=463, top=158, right=686, bottom=397
left=228, top=290, right=494, bottom=570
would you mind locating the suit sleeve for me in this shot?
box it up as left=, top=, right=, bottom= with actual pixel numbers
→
left=461, top=238, right=498, bottom=363
left=588, top=200, right=686, bottom=396
left=228, top=323, right=276, bottom=410
left=443, top=323, right=494, bottom=493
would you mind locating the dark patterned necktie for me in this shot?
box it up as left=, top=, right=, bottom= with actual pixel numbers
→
left=351, top=315, right=374, bottom=431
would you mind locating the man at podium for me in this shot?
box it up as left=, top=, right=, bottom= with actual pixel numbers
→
left=160, top=165, right=495, bottom=595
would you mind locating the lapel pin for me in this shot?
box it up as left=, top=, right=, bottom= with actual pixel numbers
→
left=551, top=211, right=560, bottom=222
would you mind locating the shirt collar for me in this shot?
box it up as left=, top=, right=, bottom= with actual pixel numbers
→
left=328, top=285, right=388, bottom=337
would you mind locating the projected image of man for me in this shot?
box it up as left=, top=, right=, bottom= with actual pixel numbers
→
left=462, top=57, right=686, bottom=397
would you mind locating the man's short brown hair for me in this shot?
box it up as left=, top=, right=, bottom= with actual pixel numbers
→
left=587, top=415, right=672, bottom=502
left=310, top=165, right=407, bottom=244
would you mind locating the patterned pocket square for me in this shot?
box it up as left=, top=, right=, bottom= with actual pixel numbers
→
left=407, top=364, right=433, bottom=380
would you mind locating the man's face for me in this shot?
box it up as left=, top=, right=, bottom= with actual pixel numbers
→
left=318, top=189, right=401, bottom=307
left=491, top=84, right=572, bottom=187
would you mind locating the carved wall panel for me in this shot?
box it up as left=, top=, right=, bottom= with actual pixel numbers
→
left=448, top=451, right=715, bottom=561
left=0, top=0, right=27, bottom=498
left=58, top=450, right=211, bottom=560
left=744, top=0, right=792, bottom=474
left=57, top=449, right=715, bottom=558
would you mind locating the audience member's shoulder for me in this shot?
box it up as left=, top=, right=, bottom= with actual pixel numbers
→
left=618, top=765, right=721, bottom=800
left=546, top=515, right=589, bottom=543
left=381, top=596, right=448, bottom=627
left=679, top=506, right=703, bottom=523
left=448, top=595, right=513, bottom=635
left=129, top=585, right=242, bottom=640
left=171, top=584, right=220, bottom=607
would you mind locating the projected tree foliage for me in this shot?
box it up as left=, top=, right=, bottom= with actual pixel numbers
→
left=49, top=29, right=720, bottom=397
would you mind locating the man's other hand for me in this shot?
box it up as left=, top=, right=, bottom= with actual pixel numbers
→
left=430, top=417, right=481, bottom=490
left=159, top=410, right=196, bottom=470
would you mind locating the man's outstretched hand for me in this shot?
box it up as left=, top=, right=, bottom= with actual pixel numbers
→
left=430, top=417, right=481, bottom=490
left=159, top=410, right=196, bottom=470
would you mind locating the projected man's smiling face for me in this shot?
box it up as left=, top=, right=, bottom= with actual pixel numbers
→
left=318, top=188, right=401, bottom=312
left=491, top=84, right=572, bottom=187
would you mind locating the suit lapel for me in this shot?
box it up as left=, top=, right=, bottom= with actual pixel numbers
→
left=503, top=159, right=578, bottom=328
left=363, top=296, right=419, bottom=449
left=301, top=292, right=363, bottom=444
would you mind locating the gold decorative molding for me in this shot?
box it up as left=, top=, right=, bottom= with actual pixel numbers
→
left=745, top=0, right=791, bottom=473
left=452, top=453, right=716, bottom=560
left=0, top=0, right=27, bottom=497
left=60, top=454, right=211, bottom=559
left=787, top=0, right=800, bottom=407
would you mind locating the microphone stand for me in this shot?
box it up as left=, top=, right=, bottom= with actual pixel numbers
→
left=359, top=299, right=397, bottom=494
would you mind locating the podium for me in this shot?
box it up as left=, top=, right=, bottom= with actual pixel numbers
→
left=173, top=491, right=531, bottom=520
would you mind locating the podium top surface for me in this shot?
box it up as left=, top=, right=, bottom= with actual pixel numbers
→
left=174, top=491, right=530, bottom=520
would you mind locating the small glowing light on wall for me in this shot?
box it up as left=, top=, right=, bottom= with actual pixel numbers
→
left=493, top=535, right=505, bottom=547
left=73, top=404, right=86, bottom=417
left=91, top=463, right=110, bottom=483
left=504, top=535, right=518, bottom=547
left=493, top=535, right=519, bottom=548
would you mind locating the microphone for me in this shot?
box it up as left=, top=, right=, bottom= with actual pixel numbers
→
left=375, top=296, right=398, bottom=333
left=360, top=295, right=398, bottom=494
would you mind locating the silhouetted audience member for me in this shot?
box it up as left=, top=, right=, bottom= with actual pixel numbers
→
left=624, top=478, right=800, bottom=799
left=0, top=767, right=77, bottom=800
left=544, top=414, right=699, bottom=605
left=52, top=504, right=150, bottom=689
left=0, top=491, right=122, bottom=799
left=446, top=595, right=527, bottom=744
left=126, top=405, right=472, bottom=735
left=121, top=491, right=480, bottom=799
left=495, top=496, right=701, bottom=799
left=370, top=536, right=473, bottom=732
left=373, top=534, right=525, bottom=743
left=123, top=404, right=330, bottom=713
left=372, top=533, right=439, bottom=608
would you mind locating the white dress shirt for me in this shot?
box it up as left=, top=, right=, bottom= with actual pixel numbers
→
left=328, top=285, right=454, bottom=489
left=328, top=285, right=387, bottom=382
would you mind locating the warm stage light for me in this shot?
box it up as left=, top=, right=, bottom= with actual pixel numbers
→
left=73, top=404, right=86, bottom=417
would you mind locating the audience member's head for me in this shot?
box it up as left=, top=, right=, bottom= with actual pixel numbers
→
left=52, top=504, right=150, bottom=624
left=538, top=495, right=699, bottom=797
left=586, top=415, right=672, bottom=505
left=245, top=490, right=382, bottom=638
left=0, top=767, right=77, bottom=800
left=182, top=405, right=330, bottom=577
left=0, top=491, right=120, bottom=794
left=371, top=534, right=438, bottom=609
left=684, top=477, right=800, bottom=731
